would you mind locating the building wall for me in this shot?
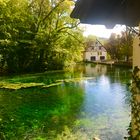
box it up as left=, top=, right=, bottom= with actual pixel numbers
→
left=133, top=36, right=140, bottom=68
left=101, top=51, right=107, bottom=60
left=84, top=52, right=97, bottom=61
left=84, top=51, right=107, bottom=61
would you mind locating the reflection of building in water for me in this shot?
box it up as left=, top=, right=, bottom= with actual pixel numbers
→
left=84, top=64, right=107, bottom=76
left=83, top=40, right=107, bottom=62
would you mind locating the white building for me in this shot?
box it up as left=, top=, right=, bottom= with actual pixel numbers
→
left=84, top=40, right=107, bottom=62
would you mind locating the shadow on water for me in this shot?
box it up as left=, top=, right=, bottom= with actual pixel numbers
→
left=0, top=64, right=132, bottom=139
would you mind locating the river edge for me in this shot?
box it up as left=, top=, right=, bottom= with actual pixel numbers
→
left=84, top=60, right=132, bottom=68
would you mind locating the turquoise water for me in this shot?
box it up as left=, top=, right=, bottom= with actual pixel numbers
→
left=0, top=64, right=131, bottom=140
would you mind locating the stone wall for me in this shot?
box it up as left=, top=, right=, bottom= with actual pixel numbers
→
left=130, top=66, right=140, bottom=139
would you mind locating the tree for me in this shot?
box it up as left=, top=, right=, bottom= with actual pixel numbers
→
left=104, top=27, right=134, bottom=61
left=119, top=27, right=133, bottom=61
left=104, top=33, right=121, bottom=60
left=0, top=0, right=84, bottom=73
left=84, top=35, right=97, bottom=47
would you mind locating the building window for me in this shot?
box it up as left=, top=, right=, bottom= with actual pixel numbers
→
left=100, top=56, right=105, bottom=61
left=91, top=56, right=96, bottom=61
left=98, top=52, right=102, bottom=55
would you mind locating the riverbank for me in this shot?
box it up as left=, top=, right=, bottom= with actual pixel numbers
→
left=84, top=60, right=132, bottom=68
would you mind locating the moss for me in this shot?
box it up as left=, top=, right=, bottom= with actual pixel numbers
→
left=0, top=82, right=44, bottom=90
left=130, top=67, right=140, bottom=139
left=0, top=77, right=95, bottom=90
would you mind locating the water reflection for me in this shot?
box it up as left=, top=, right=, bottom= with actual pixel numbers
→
left=75, top=64, right=131, bottom=139
left=84, top=64, right=107, bottom=76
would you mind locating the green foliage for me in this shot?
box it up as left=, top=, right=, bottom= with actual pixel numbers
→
left=104, top=28, right=134, bottom=61
left=0, top=0, right=84, bottom=73
left=84, top=35, right=97, bottom=48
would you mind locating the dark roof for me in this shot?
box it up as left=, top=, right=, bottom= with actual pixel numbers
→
left=71, top=0, right=140, bottom=27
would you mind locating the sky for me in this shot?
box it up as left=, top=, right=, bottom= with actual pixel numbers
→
left=81, top=24, right=126, bottom=38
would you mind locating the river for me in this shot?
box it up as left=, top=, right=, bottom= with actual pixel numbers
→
left=0, top=64, right=132, bottom=140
